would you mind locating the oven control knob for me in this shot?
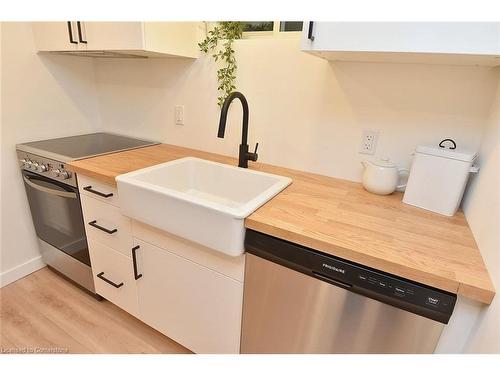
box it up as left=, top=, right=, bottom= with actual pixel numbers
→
left=59, top=170, right=70, bottom=179
left=31, top=162, right=40, bottom=171
left=20, top=159, right=27, bottom=167
left=51, top=169, right=60, bottom=178
left=37, top=164, right=48, bottom=172
left=25, top=160, right=33, bottom=169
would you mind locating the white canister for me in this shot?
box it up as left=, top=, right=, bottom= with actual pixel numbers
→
left=402, top=140, right=479, bottom=216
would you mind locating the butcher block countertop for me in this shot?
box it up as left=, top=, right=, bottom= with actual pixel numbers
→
left=68, top=144, right=495, bottom=304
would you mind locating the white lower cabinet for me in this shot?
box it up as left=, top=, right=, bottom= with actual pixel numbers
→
left=134, top=239, right=244, bottom=354
left=79, top=175, right=244, bottom=353
left=88, top=239, right=139, bottom=317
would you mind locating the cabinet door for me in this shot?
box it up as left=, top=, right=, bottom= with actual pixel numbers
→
left=89, top=239, right=139, bottom=317
left=82, top=22, right=144, bottom=51
left=135, top=239, right=243, bottom=354
left=32, top=22, right=79, bottom=51
left=303, top=22, right=500, bottom=56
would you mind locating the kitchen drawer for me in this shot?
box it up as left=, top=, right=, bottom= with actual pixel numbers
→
left=78, top=175, right=119, bottom=207
left=81, top=194, right=132, bottom=256
left=89, top=239, right=139, bottom=316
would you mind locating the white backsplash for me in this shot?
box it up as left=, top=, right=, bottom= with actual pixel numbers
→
left=94, top=38, right=498, bottom=182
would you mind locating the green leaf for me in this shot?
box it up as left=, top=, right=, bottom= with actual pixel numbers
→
left=199, top=21, right=242, bottom=106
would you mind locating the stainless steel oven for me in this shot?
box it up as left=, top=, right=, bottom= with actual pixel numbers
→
left=22, top=170, right=89, bottom=266
left=18, top=151, right=96, bottom=293
left=17, top=133, right=158, bottom=294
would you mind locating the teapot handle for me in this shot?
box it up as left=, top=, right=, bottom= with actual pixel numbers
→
left=396, top=168, right=410, bottom=189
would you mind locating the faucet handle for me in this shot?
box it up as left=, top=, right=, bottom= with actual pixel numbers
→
left=248, top=142, right=259, bottom=162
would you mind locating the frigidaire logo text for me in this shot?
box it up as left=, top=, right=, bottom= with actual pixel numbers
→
left=322, top=263, right=345, bottom=274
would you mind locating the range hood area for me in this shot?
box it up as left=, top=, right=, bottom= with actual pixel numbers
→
left=32, top=21, right=200, bottom=59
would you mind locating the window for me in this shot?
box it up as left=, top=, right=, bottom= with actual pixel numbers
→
left=241, top=21, right=303, bottom=38
left=243, top=22, right=274, bottom=32
left=279, top=22, right=303, bottom=32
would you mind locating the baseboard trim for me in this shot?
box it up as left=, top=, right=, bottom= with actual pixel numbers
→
left=0, top=256, right=46, bottom=288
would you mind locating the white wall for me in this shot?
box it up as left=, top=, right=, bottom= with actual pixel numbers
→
left=461, top=68, right=500, bottom=353
left=94, top=37, right=498, bottom=182
left=0, top=23, right=102, bottom=285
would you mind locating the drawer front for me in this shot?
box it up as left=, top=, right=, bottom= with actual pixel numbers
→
left=81, top=194, right=132, bottom=256
left=89, top=239, right=139, bottom=316
left=78, top=175, right=119, bottom=207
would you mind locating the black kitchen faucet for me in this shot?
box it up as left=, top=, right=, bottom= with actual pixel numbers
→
left=217, top=92, right=258, bottom=168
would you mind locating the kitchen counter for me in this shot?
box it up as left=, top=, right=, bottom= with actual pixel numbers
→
left=68, top=143, right=495, bottom=304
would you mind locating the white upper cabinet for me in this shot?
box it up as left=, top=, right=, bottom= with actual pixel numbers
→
left=32, top=22, right=200, bottom=58
left=302, top=22, right=500, bottom=66
left=32, top=22, right=79, bottom=52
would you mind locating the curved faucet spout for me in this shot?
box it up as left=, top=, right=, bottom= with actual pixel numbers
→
left=218, top=92, right=249, bottom=143
left=217, top=92, right=257, bottom=168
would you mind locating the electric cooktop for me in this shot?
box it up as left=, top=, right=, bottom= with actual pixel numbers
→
left=17, top=132, right=158, bottom=162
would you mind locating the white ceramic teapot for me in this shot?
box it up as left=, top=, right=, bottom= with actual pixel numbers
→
left=361, top=158, right=409, bottom=195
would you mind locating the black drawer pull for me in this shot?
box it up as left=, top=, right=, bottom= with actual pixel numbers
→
left=77, top=21, right=87, bottom=43
left=97, top=272, right=123, bottom=288
left=83, top=185, right=114, bottom=198
left=67, top=21, right=78, bottom=44
left=131, top=246, right=143, bottom=280
left=88, top=220, right=117, bottom=234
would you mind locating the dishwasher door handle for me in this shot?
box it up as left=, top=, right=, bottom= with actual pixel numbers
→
left=312, top=271, right=353, bottom=289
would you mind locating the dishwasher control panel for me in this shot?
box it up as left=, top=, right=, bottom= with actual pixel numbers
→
left=245, top=229, right=457, bottom=324
left=353, top=269, right=455, bottom=312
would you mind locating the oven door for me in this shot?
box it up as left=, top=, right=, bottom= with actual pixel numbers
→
left=22, top=170, right=90, bottom=266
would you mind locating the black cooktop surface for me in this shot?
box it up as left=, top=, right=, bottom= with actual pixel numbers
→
left=17, top=133, right=158, bottom=161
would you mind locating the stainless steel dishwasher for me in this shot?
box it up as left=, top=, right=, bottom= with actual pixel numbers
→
left=241, top=230, right=456, bottom=354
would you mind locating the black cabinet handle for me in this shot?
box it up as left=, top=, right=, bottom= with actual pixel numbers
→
left=97, top=272, right=123, bottom=288
left=131, top=246, right=143, bottom=280
left=77, top=22, right=87, bottom=44
left=88, top=220, right=117, bottom=234
left=308, top=21, right=315, bottom=41
left=83, top=186, right=113, bottom=198
left=67, top=22, right=78, bottom=44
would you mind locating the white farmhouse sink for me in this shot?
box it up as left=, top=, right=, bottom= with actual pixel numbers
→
left=116, top=157, right=292, bottom=256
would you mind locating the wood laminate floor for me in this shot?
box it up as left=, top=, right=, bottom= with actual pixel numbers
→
left=0, top=267, right=191, bottom=354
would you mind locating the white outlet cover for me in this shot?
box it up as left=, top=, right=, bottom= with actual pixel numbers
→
left=359, top=129, right=379, bottom=155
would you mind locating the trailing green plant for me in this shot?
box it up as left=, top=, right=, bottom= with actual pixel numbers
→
left=199, top=22, right=244, bottom=107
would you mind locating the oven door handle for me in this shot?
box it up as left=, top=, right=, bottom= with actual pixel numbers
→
left=23, top=175, right=77, bottom=199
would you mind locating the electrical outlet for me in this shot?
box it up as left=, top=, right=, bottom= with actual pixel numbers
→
left=175, top=105, right=184, bottom=125
left=359, top=129, right=379, bottom=155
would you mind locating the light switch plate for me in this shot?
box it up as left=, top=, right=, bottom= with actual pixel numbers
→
left=175, top=105, right=184, bottom=125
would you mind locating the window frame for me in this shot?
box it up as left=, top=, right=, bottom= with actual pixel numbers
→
left=242, top=21, right=302, bottom=39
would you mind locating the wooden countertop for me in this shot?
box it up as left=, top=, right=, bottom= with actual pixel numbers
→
left=68, top=144, right=495, bottom=304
